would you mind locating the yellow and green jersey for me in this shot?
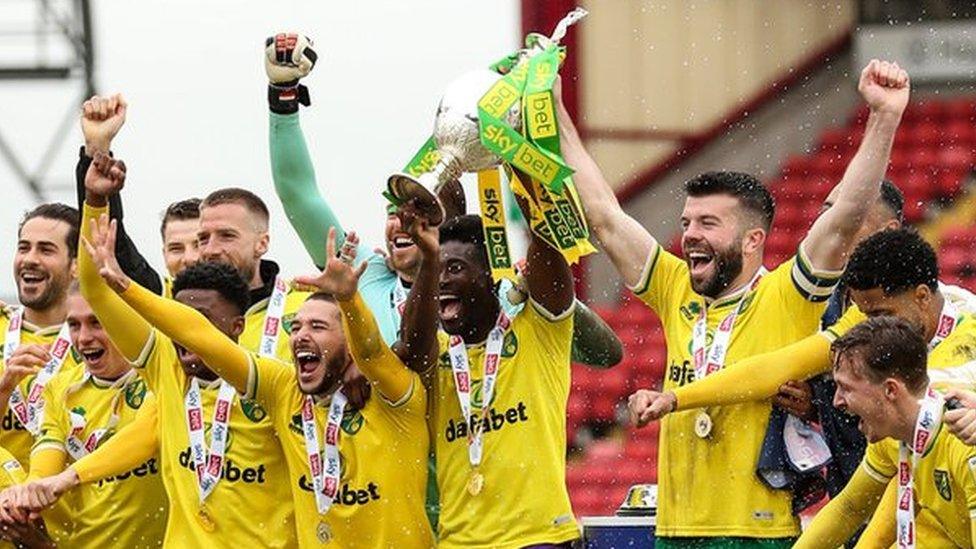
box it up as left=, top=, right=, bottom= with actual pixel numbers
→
left=33, top=367, right=167, bottom=547
left=0, top=309, right=82, bottom=467
left=246, top=352, right=432, bottom=548
left=864, top=425, right=976, bottom=547
left=631, top=242, right=839, bottom=538
left=132, top=331, right=296, bottom=548
left=430, top=301, right=579, bottom=548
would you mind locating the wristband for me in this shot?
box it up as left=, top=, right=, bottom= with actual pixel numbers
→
left=268, top=80, right=310, bottom=115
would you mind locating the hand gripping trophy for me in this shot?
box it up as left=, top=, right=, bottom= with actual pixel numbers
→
left=386, top=8, right=592, bottom=278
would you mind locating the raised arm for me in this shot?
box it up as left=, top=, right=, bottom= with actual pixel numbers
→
left=554, top=80, right=656, bottom=287
left=294, top=229, right=415, bottom=402
left=800, top=60, right=909, bottom=271
left=75, top=95, right=163, bottom=295
left=78, top=156, right=153, bottom=361
left=83, top=213, right=251, bottom=393
left=265, top=32, right=350, bottom=269
left=571, top=302, right=624, bottom=368
left=391, top=203, right=441, bottom=372
left=794, top=467, right=886, bottom=549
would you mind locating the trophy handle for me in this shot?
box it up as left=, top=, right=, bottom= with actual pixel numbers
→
left=386, top=172, right=446, bottom=227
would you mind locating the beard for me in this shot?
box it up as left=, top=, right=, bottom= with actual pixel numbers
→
left=691, top=241, right=744, bottom=299
left=19, top=271, right=69, bottom=312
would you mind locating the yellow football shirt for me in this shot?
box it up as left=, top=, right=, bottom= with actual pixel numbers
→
left=0, top=309, right=82, bottom=467
left=0, top=445, right=26, bottom=549
left=132, top=330, right=296, bottom=548
left=33, top=367, right=167, bottom=548
left=430, top=301, right=579, bottom=548
left=246, top=353, right=433, bottom=548
left=240, top=287, right=310, bottom=364
left=863, top=425, right=976, bottom=547
left=631, top=242, right=839, bottom=538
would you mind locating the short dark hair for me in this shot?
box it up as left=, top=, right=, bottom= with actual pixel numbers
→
left=19, top=203, right=80, bottom=258
left=201, top=188, right=270, bottom=227
left=439, top=214, right=488, bottom=267
left=879, top=180, right=905, bottom=223
left=160, top=198, right=201, bottom=237
left=684, top=171, right=775, bottom=230
left=842, top=228, right=938, bottom=295
left=306, top=292, right=337, bottom=305
left=831, top=316, right=928, bottom=392
left=172, top=261, right=250, bottom=315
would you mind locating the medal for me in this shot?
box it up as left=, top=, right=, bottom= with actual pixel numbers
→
left=467, top=471, right=485, bottom=496
left=196, top=505, right=216, bottom=532
left=316, top=520, right=332, bottom=544
left=694, top=411, right=713, bottom=439
left=258, top=276, right=288, bottom=358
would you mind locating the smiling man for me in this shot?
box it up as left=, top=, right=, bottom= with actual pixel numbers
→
left=0, top=283, right=168, bottom=547
left=795, top=317, right=976, bottom=547
left=64, top=204, right=438, bottom=546
left=69, top=155, right=296, bottom=547
left=567, top=59, right=910, bottom=546
left=2, top=204, right=84, bottom=469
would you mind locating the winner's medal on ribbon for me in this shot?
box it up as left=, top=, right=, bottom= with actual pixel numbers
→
left=694, top=410, right=713, bottom=439
left=196, top=504, right=216, bottom=532
left=467, top=470, right=485, bottom=496
left=316, top=520, right=332, bottom=544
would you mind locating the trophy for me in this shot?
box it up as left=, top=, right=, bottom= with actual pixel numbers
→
left=386, top=7, right=588, bottom=226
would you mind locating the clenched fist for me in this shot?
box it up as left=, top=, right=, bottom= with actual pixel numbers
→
left=627, top=389, right=677, bottom=427
left=84, top=152, right=127, bottom=206
left=264, top=33, right=318, bottom=84
left=81, top=94, right=127, bottom=155
left=858, top=59, right=910, bottom=117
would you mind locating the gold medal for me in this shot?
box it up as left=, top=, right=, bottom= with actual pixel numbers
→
left=196, top=505, right=216, bottom=532
left=467, top=470, right=485, bottom=496
left=694, top=411, right=713, bottom=439
left=316, top=520, right=332, bottom=544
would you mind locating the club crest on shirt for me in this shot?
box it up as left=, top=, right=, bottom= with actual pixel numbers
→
left=124, top=379, right=147, bottom=409
left=281, top=313, right=295, bottom=336
left=240, top=398, right=267, bottom=423
left=680, top=301, right=701, bottom=321
left=289, top=408, right=363, bottom=436
left=502, top=331, right=518, bottom=358
left=470, top=379, right=498, bottom=409
left=934, top=469, right=952, bottom=501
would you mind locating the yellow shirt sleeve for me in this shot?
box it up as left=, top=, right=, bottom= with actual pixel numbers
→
left=118, top=281, right=251, bottom=394
left=78, top=203, right=153, bottom=361
left=339, top=292, right=413, bottom=404
left=672, top=331, right=832, bottom=410
left=823, top=304, right=867, bottom=342
left=71, top=394, right=159, bottom=484
left=628, top=242, right=689, bottom=316
left=855, top=478, right=897, bottom=549
left=795, top=466, right=888, bottom=548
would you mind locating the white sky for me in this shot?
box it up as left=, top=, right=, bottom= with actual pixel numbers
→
left=0, top=0, right=519, bottom=298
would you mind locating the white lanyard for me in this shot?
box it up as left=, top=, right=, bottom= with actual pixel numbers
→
left=7, top=320, right=73, bottom=435
left=690, top=269, right=765, bottom=380
left=391, top=278, right=408, bottom=319
left=258, top=276, right=288, bottom=358
left=64, top=370, right=135, bottom=460
left=301, top=391, right=348, bottom=514
left=447, top=310, right=511, bottom=467
left=897, top=387, right=944, bottom=549
left=3, top=307, right=23, bottom=361
left=928, top=298, right=962, bottom=352
left=184, top=377, right=237, bottom=503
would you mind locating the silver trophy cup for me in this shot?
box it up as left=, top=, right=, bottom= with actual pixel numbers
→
left=387, top=69, right=520, bottom=226
left=386, top=7, right=588, bottom=226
